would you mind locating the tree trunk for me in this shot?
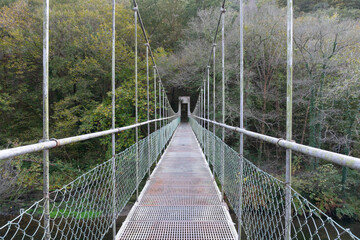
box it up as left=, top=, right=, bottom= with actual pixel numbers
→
left=301, top=101, right=310, bottom=145
left=309, top=88, right=317, bottom=170
left=258, top=78, right=268, bottom=162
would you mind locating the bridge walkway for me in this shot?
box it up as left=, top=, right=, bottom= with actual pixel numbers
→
left=116, top=122, right=238, bottom=239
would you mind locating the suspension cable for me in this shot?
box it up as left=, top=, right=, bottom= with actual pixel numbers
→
left=132, top=0, right=176, bottom=113
left=194, top=0, right=226, bottom=112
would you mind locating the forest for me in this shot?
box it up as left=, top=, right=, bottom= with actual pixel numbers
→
left=0, top=0, right=359, bottom=225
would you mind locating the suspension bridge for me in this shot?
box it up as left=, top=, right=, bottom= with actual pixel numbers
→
left=0, top=0, right=360, bottom=239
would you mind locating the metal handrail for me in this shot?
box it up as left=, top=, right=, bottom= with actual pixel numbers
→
left=0, top=115, right=178, bottom=160
left=192, top=115, right=360, bottom=170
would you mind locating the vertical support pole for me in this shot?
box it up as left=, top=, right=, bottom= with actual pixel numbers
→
left=212, top=43, right=216, bottom=179
left=145, top=43, right=150, bottom=178
left=285, top=0, right=293, bottom=239
left=207, top=66, right=210, bottom=163
left=161, top=86, right=164, bottom=150
left=111, top=0, right=116, bottom=237
left=200, top=88, right=203, bottom=147
left=42, top=0, right=50, bottom=238
left=221, top=6, right=226, bottom=202
left=203, top=79, right=206, bottom=153
left=167, top=100, right=169, bottom=125
left=238, top=0, right=244, bottom=238
left=159, top=80, right=162, bottom=154
left=154, top=66, right=157, bottom=162
left=133, top=5, right=139, bottom=201
left=163, top=88, right=165, bottom=141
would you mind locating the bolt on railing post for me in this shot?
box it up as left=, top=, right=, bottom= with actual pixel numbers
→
left=145, top=43, right=150, bottom=178
left=238, top=0, right=244, bottom=238
left=285, top=0, right=293, bottom=239
left=213, top=43, right=216, bottom=180
left=133, top=5, right=139, bottom=201
left=221, top=6, right=226, bottom=202
left=42, top=0, right=50, bottom=238
left=111, top=0, right=116, bottom=237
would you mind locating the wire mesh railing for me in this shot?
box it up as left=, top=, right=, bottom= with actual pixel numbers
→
left=190, top=117, right=359, bottom=240
left=0, top=117, right=180, bottom=240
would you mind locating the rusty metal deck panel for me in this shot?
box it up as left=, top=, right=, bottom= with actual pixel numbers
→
left=116, top=123, right=237, bottom=240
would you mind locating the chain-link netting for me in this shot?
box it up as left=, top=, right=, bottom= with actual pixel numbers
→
left=190, top=117, right=359, bottom=240
left=0, top=117, right=180, bottom=240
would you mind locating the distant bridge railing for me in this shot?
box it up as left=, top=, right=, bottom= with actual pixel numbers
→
left=190, top=117, right=359, bottom=240
left=0, top=117, right=180, bottom=240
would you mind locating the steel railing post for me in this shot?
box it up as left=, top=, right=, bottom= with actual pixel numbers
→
left=221, top=6, right=226, bottom=202
left=238, top=0, right=244, bottom=238
left=133, top=5, right=139, bottom=201
left=42, top=0, right=50, bottom=238
left=207, top=66, right=210, bottom=163
left=146, top=43, right=150, bottom=178
left=159, top=80, right=161, bottom=155
left=111, top=0, right=117, bottom=237
left=162, top=88, right=165, bottom=150
left=154, top=66, right=157, bottom=162
left=203, top=79, right=206, bottom=154
left=285, top=0, right=293, bottom=239
left=213, top=43, right=216, bottom=180
left=200, top=88, right=203, bottom=147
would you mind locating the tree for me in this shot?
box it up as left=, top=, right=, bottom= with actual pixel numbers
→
left=293, top=13, right=359, bottom=169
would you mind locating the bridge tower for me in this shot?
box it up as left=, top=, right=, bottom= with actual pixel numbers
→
left=178, top=96, right=190, bottom=121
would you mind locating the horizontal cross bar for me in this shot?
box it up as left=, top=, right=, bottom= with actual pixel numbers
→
left=192, top=115, right=360, bottom=171
left=0, top=116, right=179, bottom=161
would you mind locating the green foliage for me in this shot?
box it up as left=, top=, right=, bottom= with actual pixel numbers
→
left=293, top=164, right=342, bottom=213
left=293, top=164, right=360, bottom=220
left=50, top=208, right=102, bottom=219
left=278, top=0, right=360, bottom=11
left=137, top=0, right=220, bottom=50
left=0, top=0, right=158, bottom=203
left=1, top=0, right=359, bottom=226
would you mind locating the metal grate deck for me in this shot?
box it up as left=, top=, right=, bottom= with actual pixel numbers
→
left=118, top=222, right=237, bottom=240
left=140, top=195, right=222, bottom=206
left=144, top=185, right=218, bottom=195
left=131, top=206, right=230, bottom=221
left=116, top=123, right=237, bottom=240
